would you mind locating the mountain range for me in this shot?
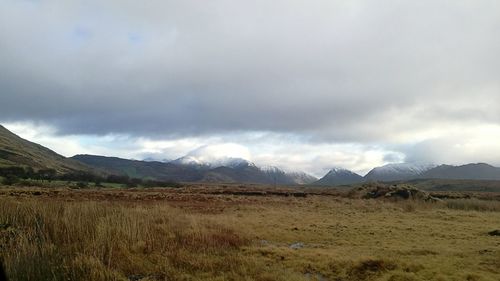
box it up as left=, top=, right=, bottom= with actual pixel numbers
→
left=315, top=162, right=500, bottom=186
left=2, top=124, right=500, bottom=186
left=72, top=154, right=318, bottom=185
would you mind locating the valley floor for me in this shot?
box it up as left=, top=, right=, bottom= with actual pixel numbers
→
left=1, top=185, right=500, bottom=281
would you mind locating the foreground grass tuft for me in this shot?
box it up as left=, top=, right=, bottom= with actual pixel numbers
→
left=445, top=199, right=500, bottom=212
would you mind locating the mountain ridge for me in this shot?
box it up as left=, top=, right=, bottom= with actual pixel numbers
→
left=0, top=125, right=91, bottom=173
left=419, top=163, right=500, bottom=180
left=364, top=163, right=436, bottom=182
left=3, top=124, right=500, bottom=185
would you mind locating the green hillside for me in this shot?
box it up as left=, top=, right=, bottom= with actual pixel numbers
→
left=71, top=154, right=206, bottom=181
left=0, top=124, right=90, bottom=173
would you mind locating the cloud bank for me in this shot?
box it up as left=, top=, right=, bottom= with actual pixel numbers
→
left=1, top=1, right=500, bottom=175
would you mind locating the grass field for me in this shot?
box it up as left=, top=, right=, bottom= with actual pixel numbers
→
left=1, top=185, right=500, bottom=281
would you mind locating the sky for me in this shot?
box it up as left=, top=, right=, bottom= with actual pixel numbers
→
left=1, top=0, right=500, bottom=177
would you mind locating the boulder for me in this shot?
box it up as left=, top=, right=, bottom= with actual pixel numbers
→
left=289, top=242, right=304, bottom=250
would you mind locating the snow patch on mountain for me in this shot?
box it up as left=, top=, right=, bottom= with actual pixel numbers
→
left=286, top=171, right=318, bottom=184
left=261, top=165, right=286, bottom=173
left=328, top=167, right=353, bottom=174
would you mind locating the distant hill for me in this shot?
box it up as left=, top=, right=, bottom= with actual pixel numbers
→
left=0, top=125, right=91, bottom=173
left=364, top=163, right=435, bottom=182
left=404, top=178, right=500, bottom=193
left=315, top=168, right=364, bottom=186
left=420, top=163, right=500, bottom=180
left=72, top=154, right=316, bottom=185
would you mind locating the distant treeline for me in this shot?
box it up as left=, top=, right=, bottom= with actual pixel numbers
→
left=0, top=166, right=181, bottom=188
left=0, top=166, right=56, bottom=184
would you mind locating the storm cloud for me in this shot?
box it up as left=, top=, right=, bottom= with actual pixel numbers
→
left=2, top=0, right=500, bottom=173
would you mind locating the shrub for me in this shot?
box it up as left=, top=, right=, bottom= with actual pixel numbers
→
left=1, top=175, right=19, bottom=186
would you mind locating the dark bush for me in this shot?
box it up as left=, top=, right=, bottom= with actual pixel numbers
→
left=2, top=175, right=20, bottom=186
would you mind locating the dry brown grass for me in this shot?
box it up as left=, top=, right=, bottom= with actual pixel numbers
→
left=1, top=186, right=500, bottom=281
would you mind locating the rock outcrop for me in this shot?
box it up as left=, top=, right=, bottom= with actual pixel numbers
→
left=349, top=183, right=440, bottom=201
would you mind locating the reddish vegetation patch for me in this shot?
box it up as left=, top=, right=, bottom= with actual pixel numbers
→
left=0, top=185, right=317, bottom=214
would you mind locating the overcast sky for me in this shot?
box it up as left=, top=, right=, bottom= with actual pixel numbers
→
left=2, top=0, right=500, bottom=177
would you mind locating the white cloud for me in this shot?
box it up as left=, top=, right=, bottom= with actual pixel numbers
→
left=3, top=122, right=138, bottom=159
left=185, top=144, right=251, bottom=163
left=403, top=124, right=500, bottom=166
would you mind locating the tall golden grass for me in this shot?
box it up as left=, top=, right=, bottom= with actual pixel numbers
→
left=0, top=199, right=248, bottom=281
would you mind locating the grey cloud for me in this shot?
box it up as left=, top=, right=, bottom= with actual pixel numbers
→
left=398, top=134, right=500, bottom=167
left=383, top=153, right=403, bottom=163
left=1, top=0, right=500, bottom=143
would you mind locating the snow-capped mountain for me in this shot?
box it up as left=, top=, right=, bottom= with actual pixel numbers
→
left=170, top=156, right=206, bottom=166
left=169, top=156, right=316, bottom=185
left=261, top=166, right=317, bottom=185
left=364, top=163, right=436, bottom=182
left=315, top=167, right=364, bottom=186
left=171, top=156, right=254, bottom=168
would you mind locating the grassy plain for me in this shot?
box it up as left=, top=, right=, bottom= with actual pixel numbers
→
left=1, top=186, right=500, bottom=281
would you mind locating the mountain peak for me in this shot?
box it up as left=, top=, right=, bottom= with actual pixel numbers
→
left=364, top=163, right=436, bottom=181
left=315, top=167, right=363, bottom=186
left=328, top=167, right=351, bottom=174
